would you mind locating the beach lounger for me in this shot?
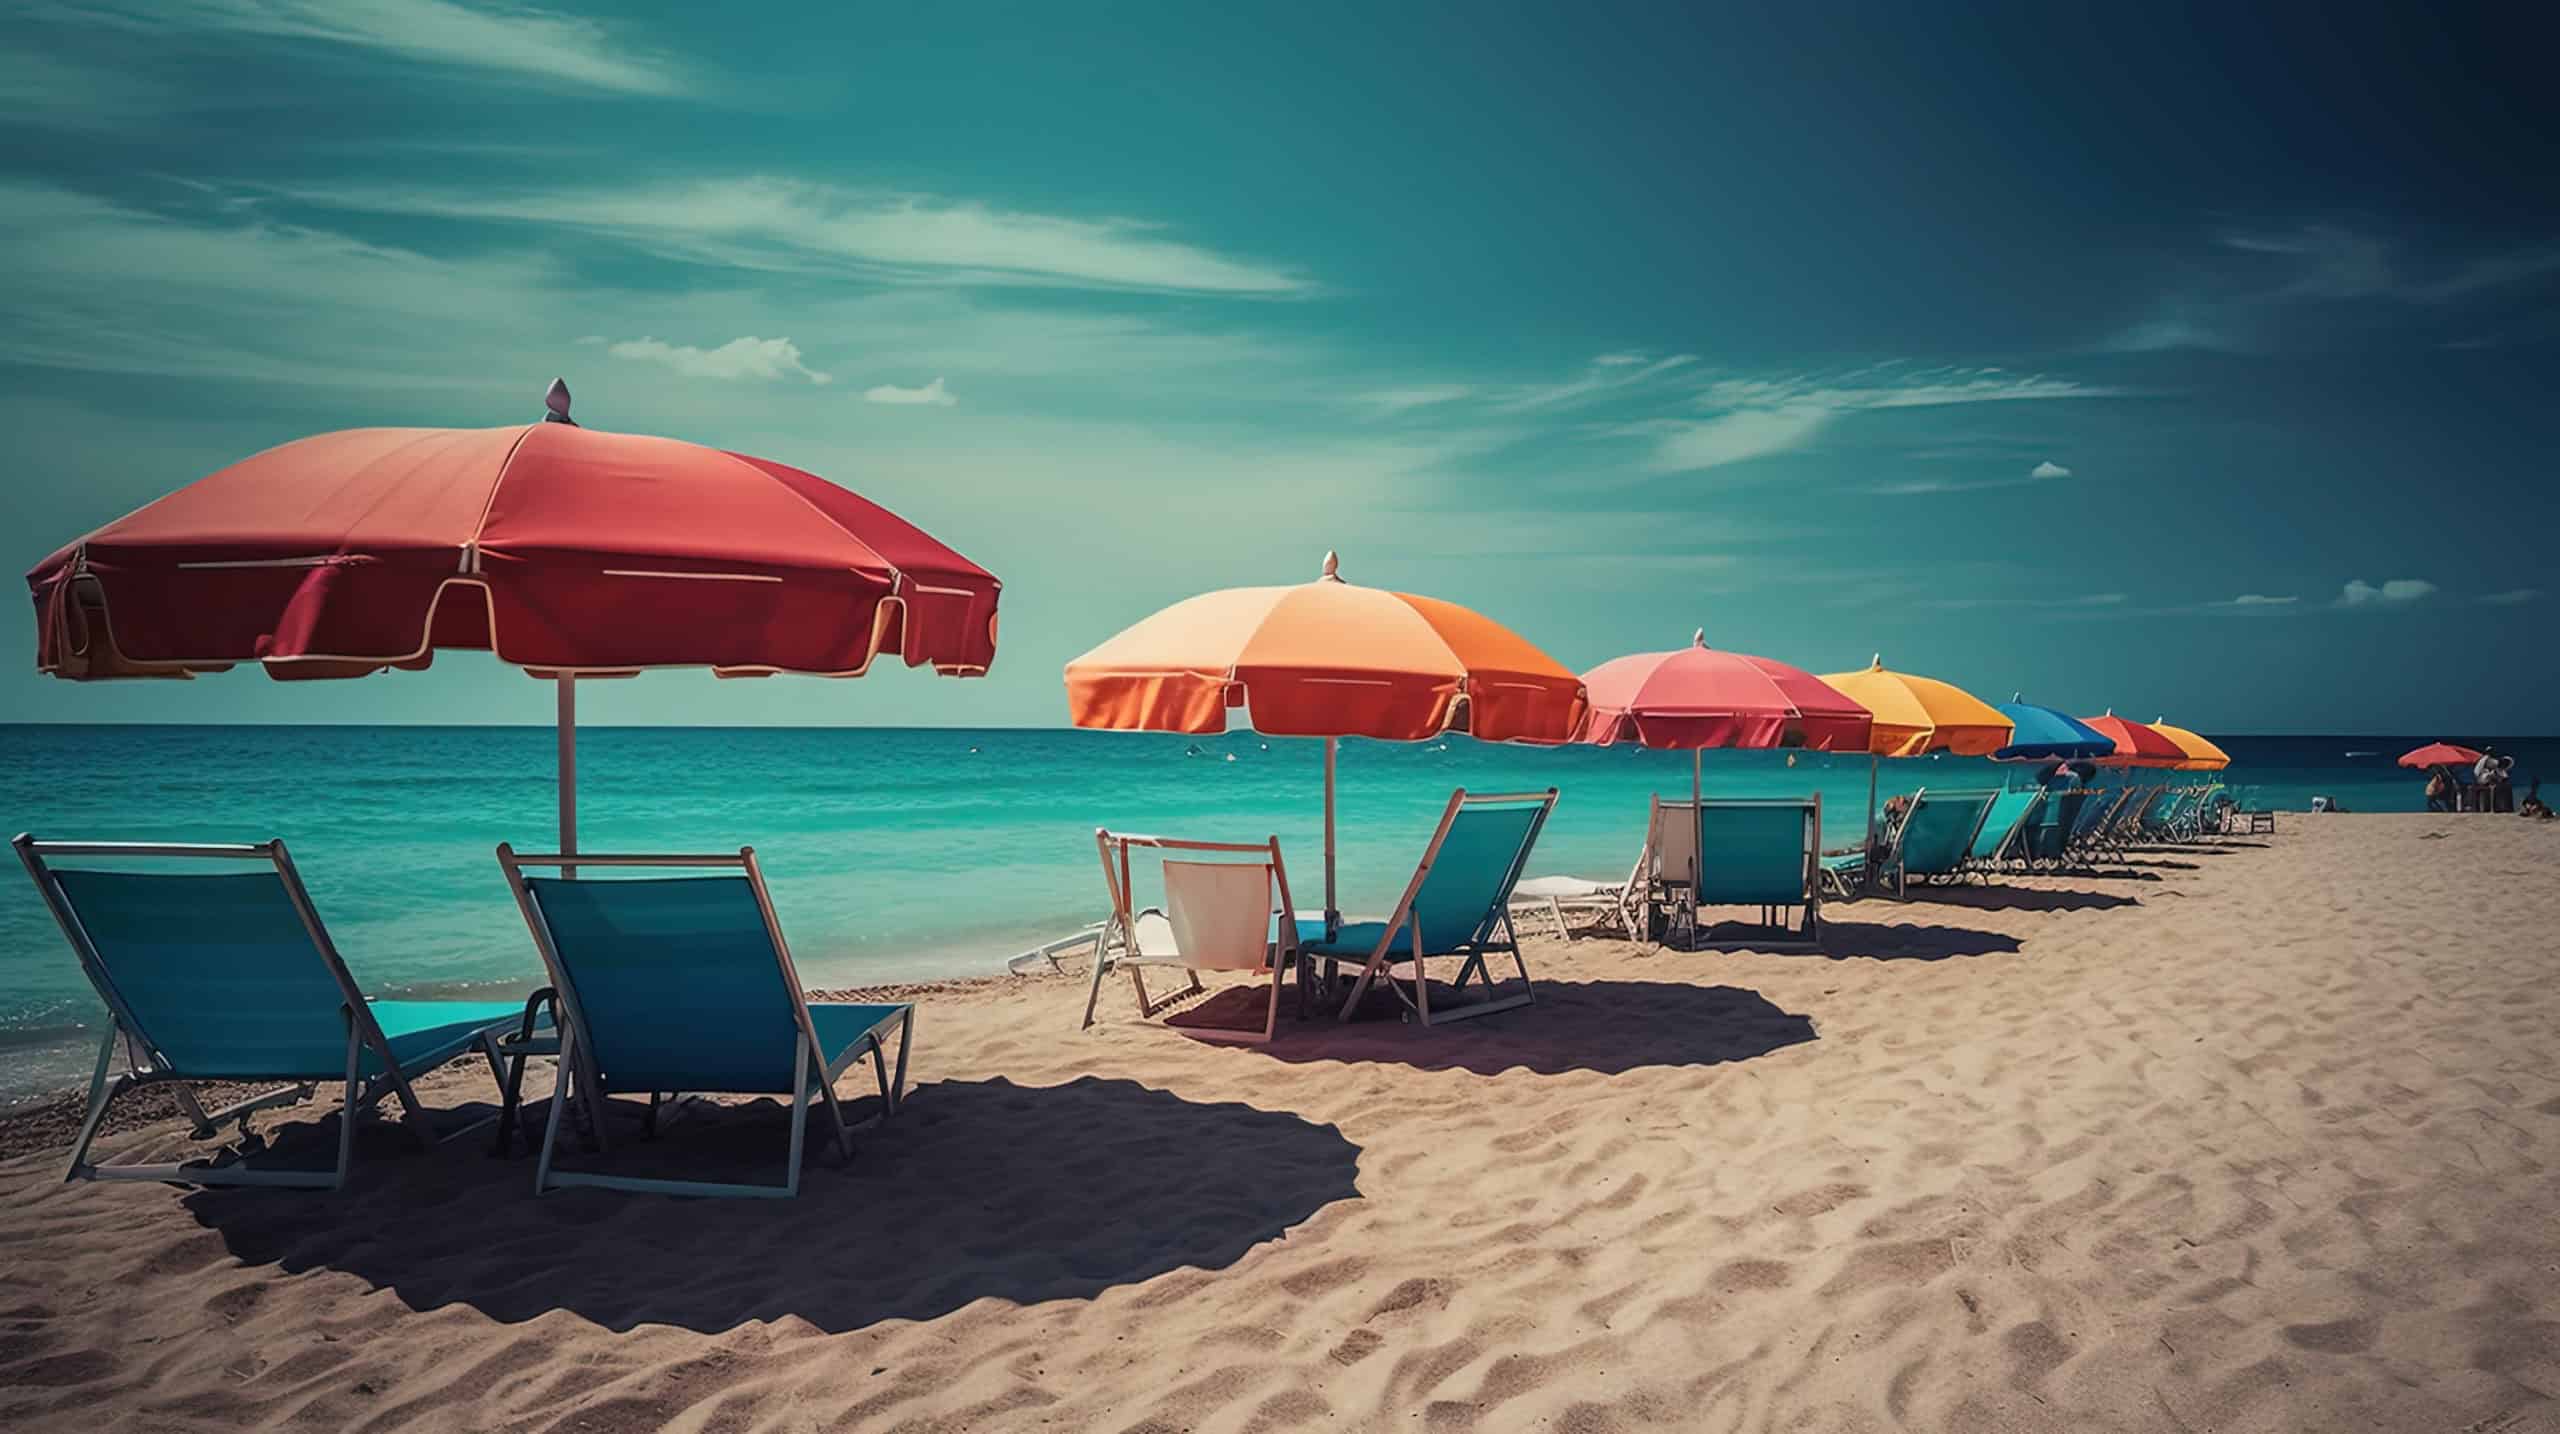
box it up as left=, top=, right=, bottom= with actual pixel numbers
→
left=2226, top=786, right=2276, bottom=835
left=1962, top=789, right=2044, bottom=878
left=2066, top=787, right=2125, bottom=862
left=1084, top=830, right=1300, bottom=1042
left=1688, top=796, right=1823, bottom=949
left=13, top=836, right=535, bottom=1190
left=1622, top=797, right=1700, bottom=941
left=496, top=845, right=914, bottom=1198
left=1307, top=789, right=1556, bottom=1027
left=1881, top=790, right=1997, bottom=896
left=2021, top=788, right=2089, bottom=870
left=1820, top=797, right=1910, bottom=900
left=1510, top=874, right=1627, bottom=941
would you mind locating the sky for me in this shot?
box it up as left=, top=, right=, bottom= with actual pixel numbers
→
left=2, top=0, right=2555, bottom=733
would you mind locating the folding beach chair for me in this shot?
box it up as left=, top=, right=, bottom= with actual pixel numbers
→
left=497, top=845, right=914, bottom=1198
left=1083, top=830, right=1299, bottom=1042
left=1307, top=789, right=1557, bottom=1027
left=1881, top=790, right=1997, bottom=897
left=1820, top=796, right=1910, bottom=900
left=2227, top=785, right=2276, bottom=835
left=1620, top=796, right=1700, bottom=941
left=1962, top=789, right=2044, bottom=878
left=2021, top=788, right=2089, bottom=871
left=2065, top=787, right=2125, bottom=863
left=13, top=835, right=536, bottom=1190
left=1688, top=796, right=1823, bottom=949
left=1509, top=874, right=1627, bottom=941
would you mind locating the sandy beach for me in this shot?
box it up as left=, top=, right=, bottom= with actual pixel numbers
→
left=3, top=812, right=2556, bottom=1433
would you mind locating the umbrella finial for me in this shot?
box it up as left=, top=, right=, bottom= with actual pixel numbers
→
left=1320, top=550, right=1341, bottom=583
left=543, top=377, right=576, bottom=426
left=1870, top=652, right=1882, bottom=670
left=1692, top=628, right=1705, bottom=647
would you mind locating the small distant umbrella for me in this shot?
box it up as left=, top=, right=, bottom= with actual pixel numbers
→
left=1576, top=630, right=1873, bottom=805
left=2079, top=712, right=2188, bottom=767
left=2147, top=719, right=2231, bottom=772
left=2397, top=741, right=2483, bottom=770
left=1992, top=697, right=2117, bottom=763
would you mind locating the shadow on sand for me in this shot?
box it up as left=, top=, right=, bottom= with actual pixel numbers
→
left=184, top=1076, right=1360, bottom=1334
left=1220, top=977, right=1817, bottom=1077
left=1889, top=885, right=2140, bottom=914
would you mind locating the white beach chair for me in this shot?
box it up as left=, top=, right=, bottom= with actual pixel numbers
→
left=1083, top=830, right=1300, bottom=1042
left=1510, top=874, right=1626, bottom=941
left=1622, top=797, right=1701, bottom=942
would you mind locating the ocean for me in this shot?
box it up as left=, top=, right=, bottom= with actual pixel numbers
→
left=2, top=724, right=2549, bottom=1103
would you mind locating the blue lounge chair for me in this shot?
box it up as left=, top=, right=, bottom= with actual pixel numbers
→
left=497, top=845, right=914, bottom=1198
left=1306, top=789, right=1556, bottom=1027
left=2021, top=788, right=2089, bottom=870
left=1689, top=796, right=1822, bottom=949
left=1882, top=790, right=1997, bottom=896
left=1820, top=799, right=1907, bottom=900
left=1963, top=789, right=2044, bottom=877
left=13, top=835, right=535, bottom=1190
left=2065, top=787, right=2124, bottom=862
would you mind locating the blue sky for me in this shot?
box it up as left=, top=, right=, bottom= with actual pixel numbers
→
left=3, top=1, right=2554, bottom=731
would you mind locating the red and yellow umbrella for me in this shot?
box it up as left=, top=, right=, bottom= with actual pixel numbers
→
left=2147, top=719, right=2231, bottom=772
left=2080, top=712, right=2187, bottom=767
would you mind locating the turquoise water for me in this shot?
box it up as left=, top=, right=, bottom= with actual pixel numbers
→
left=1, top=724, right=2549, bottom=1101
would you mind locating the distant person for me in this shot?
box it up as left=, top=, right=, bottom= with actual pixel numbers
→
left=2473, top=749, right=2500, bottom=811
left=2496, top=755, right=2518, bottom=813
left=2522, top=778, right=2551, bottom=821
left=2425, top=768, right=2454, bottom=813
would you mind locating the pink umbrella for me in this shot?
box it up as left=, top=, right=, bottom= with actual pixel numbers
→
left=1577, top=631, right=1874, bottom=803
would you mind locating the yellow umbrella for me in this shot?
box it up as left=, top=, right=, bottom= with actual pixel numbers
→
left=1816, top=655, right=2016, bottom=844
left=2148, top=718, right=2231, bottom=772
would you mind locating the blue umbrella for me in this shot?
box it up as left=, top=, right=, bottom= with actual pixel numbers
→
left=1994, top=697, right=2116, bottom=762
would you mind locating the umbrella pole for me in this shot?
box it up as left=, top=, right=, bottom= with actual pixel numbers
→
left=557, top=674, right=578, bottom=879
left=1866, top=753, right=1879, bottom=844
left=1691, top=748, right=1702, bottom=807
left=1323, top=736, right=1338, bottom=926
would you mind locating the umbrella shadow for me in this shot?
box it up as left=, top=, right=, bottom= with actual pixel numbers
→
left=182, top=1076, right=1360, bottom=1335
left=1891, top=885, right=2140, bottom=914
left=1228, top=978, right=1816, bottom=1077
left=1810, top=919, right=2026, bottom=961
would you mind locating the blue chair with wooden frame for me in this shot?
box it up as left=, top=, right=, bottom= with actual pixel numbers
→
left=13, top=834, right=536, bottom=1190
left=1304, top=789, right=1556, bottom=1028
left=1689, top=795, right=1823, bottom=949
left=496, top=845, right=914, bottom=1198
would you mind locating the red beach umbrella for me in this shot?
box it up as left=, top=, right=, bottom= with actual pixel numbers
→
left=2397, top=742, right=2483, bottom=770
left=1577, top=630, right=1873, bottom=804
left=27, top=380, right=1003, bottom=853
left=2079, top=712, right=2187, bottom=768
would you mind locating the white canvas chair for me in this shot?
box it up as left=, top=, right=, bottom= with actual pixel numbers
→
left=1620, top=797, right=1700, bottom=942
left=1083, top=830, right=1299, bottom=1042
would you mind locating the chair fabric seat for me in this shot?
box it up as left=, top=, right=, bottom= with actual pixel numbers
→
left=1306, top=920, right=1400, bottom=958
left=369, top=999, right=536, bottom=1076
left=807, top=1003, right=907, bottom=1064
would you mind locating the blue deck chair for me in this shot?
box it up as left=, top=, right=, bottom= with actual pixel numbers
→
left=13, top=835, right=535, bottom=1190
left=1963, top=789, right=2044, bottom=877
left=497, top=845, right=914, bottom=1198
left=2066, top=787, right=2123, bottom=861
left=1819, top=797, right=1908, bottom=901
left=1305, top=789, right=1556, bottom=1028
left=2020, top=788, right=2088, bottom=870
left=1883, top=790, right=1997, bottom=897
left=1690, top=796, right=1823, bottom=949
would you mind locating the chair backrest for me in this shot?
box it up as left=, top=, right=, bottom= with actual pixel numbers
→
left=2032, top=789, right=2090, bottom=858
left=15, top=838, right=377, bottom=1080
left=1968, top=790, right=2042, bottom=862
left=1693, top=798, right=1819, bottom=906
left=1394, top=790, right=1556, bottom=953
left=506, top=852, right=811, bottom=1097
left=2071, top=788, right=2120, bottom=840
left=1161, top=858, right=1285, bottom=973
left=1646, top=798, right=1699, bottom=888
left=1899, top=791, right=1996, bottom=875
left=1095, top=829, right=1295, bottom=966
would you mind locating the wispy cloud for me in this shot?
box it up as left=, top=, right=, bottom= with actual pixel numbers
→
left=2337, top=577, right=2437, bottom=608
left=603, top=334, right=831, bottom=384
left=2109, top=224, right=2560, bottom=353
left=279, top=176, right=1311, bottom=295
left=1640, top=369, right=2118, bottom=475
left=1925, top=592, right=2127, bottom=611
left=1873, top=456, right=2076, bottom=497
left=1494, top=352, right=1698, bottom=412
left=863, top=376, right=957, bottom=407
left=39, top=0, right=682, bottom=95
left=1353, top=384, right=1475, bottom=413
left=2029, top=459, right=2071, bottom=479
left=2223, top=593, right=2299, bottom=607
left=2480, top=587, right=2543, bottom=606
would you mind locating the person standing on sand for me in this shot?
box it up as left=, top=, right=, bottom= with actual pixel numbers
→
left=2474, top=749, right=2500, bottom=812
left=2426, top=767, right=2454, bottom=812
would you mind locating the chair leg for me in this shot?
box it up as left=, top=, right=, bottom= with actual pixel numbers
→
left=783, top=1038, right=811, bottom=1197
left=333, top=1019, right=361, bottom=1190
left=1080, top=939, right=1112, bottom=1030
left=533, top=1025, right=576, bottom=1195
left=61, top=1031, right=126, bottom=1184
left=811, top=1036, right=854, bottom=1163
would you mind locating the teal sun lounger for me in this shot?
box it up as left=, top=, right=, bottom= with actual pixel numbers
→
left=1689, top=796, right=1823, bottom=949
left=498, top=845, right=914, bottom=1198
left=14, top=835, right=536, bottom=1190
left=1305, top=788, right=1555, bottom=1028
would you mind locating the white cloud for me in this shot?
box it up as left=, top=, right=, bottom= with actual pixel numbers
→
left=606, top=335, right=831, bottom=384
left=283, top=176, right=1309, bottom=295
left=863, top=376, right=956, bottom=407
left=1645, top=368, right=2117, bottom=474
left=40, top=0, right=681, bottom=95
left=2338, top=578, right=2437, bottom=608
left=2226, top=593, right=2299, bottom=607
left=2480, top=588, right=2543, bottom=606
left=1353, top=384, right=1474, bottom=413
left=1592, top=352, right=1648, bottom=367
left=2029, top=459, right=2071, bottom=479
